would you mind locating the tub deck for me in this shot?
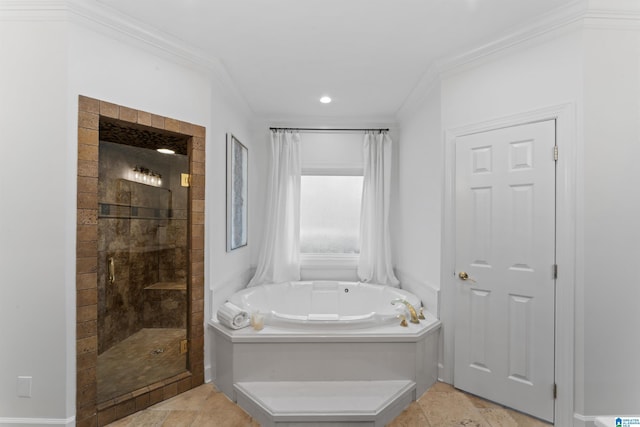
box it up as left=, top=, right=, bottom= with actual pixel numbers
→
left=210, top=310, right=439, bottom=343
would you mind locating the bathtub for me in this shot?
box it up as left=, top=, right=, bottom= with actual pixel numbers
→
left=227, top=280, right=422, bottom=329
left=209, top=280, right=441, bottom=408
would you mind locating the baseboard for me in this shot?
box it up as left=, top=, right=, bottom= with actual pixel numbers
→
left=205, top=362, right=213, bottom=384
left=0, top=416, right=75, bottom=426
left=574, top=413, right=596, bottom=427
left=437, top=363, right=445, bottom=383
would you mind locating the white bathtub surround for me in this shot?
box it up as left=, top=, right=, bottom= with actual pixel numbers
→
left=212, top=268, right=256, bottom=313
left=249, top=130, right=301, bottom=286
left=394, top=269, right=440, bottom=318
left=358, top=131, right=399, bottom=287
left=209, top=310, right=440, bottom=425
left=213, top=280, right=435, bottom=424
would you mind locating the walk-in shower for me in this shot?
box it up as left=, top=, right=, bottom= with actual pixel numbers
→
left=97, top=118, right=189, bottom=403
left=76, top=97, right=206, bottom=426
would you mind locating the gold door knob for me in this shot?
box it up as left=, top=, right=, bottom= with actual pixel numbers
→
left=458, top=271, right=476, bottom=283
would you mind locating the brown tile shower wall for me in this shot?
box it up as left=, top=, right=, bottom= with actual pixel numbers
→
left=76, top=96, right=206, bottom=427
left=143, top=287, right=188, bottom=329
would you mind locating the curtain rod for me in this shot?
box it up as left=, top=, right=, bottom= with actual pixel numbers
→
left=270, top=127, right=389, bottom=133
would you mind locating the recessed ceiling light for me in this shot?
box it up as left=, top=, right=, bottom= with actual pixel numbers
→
left=320, top=96, right=332, bottom=104
left=157, top=148, right=175, bottom=154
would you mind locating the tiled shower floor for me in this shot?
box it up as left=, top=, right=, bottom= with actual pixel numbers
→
left=98, top=328, right=187, bottom=403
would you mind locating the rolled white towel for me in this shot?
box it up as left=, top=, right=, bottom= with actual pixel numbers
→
left=217, top=302, right=250, bottom=329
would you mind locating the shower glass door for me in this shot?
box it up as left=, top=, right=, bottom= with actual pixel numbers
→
left=96, top=128, right=189, bottom=404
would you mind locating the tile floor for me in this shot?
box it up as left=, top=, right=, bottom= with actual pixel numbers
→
left=107, top=381, right=553, bottom=426
left=97, top=328, right=187, bottom=402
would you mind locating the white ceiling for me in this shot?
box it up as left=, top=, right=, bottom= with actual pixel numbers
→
left=94, top=0, right=577, bottom=122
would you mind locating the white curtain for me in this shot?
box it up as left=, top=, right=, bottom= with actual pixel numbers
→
left=357, top=131, right=399, bottom=287
left=248, top=130, right=301, bottom=286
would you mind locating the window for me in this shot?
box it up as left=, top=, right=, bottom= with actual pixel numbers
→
left=298, top=132, right=364, bottom=265
left=300, top=175, right=363, bottom=255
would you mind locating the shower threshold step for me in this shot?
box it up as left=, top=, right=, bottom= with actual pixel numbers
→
left=234, top=380, right=415, bottom=427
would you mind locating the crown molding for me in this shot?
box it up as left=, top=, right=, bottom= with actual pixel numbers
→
left=396, top=0, right=640, bottom=118
left=0, top=0, right=67, bottom=10
left=0, top=0, right=68, bottom=20
left=583, top=0, right=640, bottom=29
left=399, top=0, right=640, bottom=112
left=0, top=0, right=254, bottom=117
left=395, top=65, right=440, bottom=121
left=394, top=0, right=588, bottom=119
left=438, top=0, right=588, bottom=76
left=67, top=0, right=217, bottom=69
left=66, top=0, right=254, bottom=117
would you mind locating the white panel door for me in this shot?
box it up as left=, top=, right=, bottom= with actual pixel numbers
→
left=454, top=120, right=556, bottom=422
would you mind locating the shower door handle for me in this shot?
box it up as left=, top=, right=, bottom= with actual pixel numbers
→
left=108, top=257, right=115, bottom=284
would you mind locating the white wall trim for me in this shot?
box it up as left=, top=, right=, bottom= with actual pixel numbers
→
left=0, top=0, right=253, bottom=117
left=67, top=1, right=213, bottom=65
left=586, top=0, right=640, bottom=20
left=1, top=0, right=211, bottom=67
left=397, top=1, right=586, bottom=121
left=66, top=0, right=253, bottom=117
left=0, top=0, right=68, bottom=20
left=0, top=416, right=75, bottom=426
left=574, top=412, right=596, bottom=427
left=583, top=11, right=640, bottom=30
left=204, top=364, right=213, bottom=384
left=436, top=0, right=640, bottom=78
left=440, top=103, right=577, bottom=427
left=396, top=65, right=441, bottom=120
left=398, top=0, right=640, bottom=122
left=437, top=0, right=586, bottom=76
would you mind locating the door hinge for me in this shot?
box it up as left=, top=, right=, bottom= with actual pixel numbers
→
left=180, top=339, right=188, bottom=354
left=553, top=264, right=558, bottom=279
left=553, top=383, right=558, bottom=399
left=554, top=145, right=559, bottom=161
left=181, top=173, right=191, bottom=187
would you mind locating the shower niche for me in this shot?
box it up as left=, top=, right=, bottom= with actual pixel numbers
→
left=75, top=97, right=205, bottom=427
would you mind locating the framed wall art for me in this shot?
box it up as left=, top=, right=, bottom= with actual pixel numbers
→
left=226, top=134, right=248, bottom=251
